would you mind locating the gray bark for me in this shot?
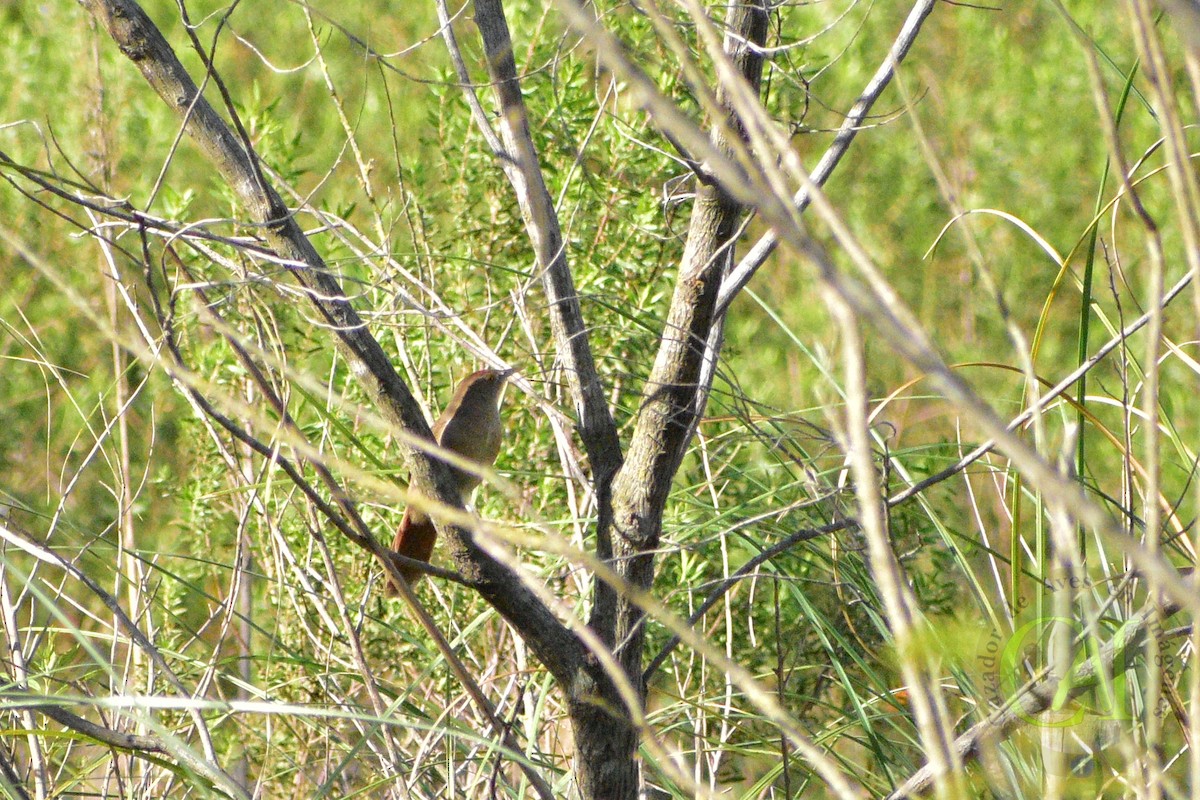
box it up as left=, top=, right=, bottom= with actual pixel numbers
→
left=575, top=4, right=770, bottom=797
left=80, top=0, right=585, bottom=686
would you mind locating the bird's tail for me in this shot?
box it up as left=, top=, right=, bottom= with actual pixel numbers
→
left=386, top=507, right=438, bottom=596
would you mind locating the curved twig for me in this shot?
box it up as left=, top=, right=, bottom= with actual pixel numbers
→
left=714, top=0, right=938, bottom=315
left=78, top=0, right=583, bottom=685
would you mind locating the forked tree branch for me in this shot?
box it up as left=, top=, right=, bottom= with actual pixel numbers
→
left=556, top=0, right=1200, bottom=621
left=79, top=0, right=583, bottom=685
left=714, top=0, right=938, bottom=315
left=560, top=4, right=839, bottom=799
left=604, top=0, right=769, bottom=644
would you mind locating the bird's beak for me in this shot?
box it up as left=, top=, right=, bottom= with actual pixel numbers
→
left=497, top=368, right=516, bottom=381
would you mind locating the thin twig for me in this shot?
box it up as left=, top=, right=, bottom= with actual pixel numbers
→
left=714, top=0, right=938, bottom=315
left=465, top=0, right=623, bottom=494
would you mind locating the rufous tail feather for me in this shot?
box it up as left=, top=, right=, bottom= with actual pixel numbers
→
left=386, top=508, right=437, bottom=595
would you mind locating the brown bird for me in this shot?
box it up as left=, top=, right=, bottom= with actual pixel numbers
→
left=388, top=368, right=513, bottom=594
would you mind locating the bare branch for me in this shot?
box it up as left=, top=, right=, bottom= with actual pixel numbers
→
left=78, top=0, right=583, bottom=683
left=5, top=697, right=167, bottom=754
left=606, top=0, right=769, bottom=631
left=469, top=0, right=623, bottom=490
left=831, top=291, right=964, bottom=797
left=567, top=4, right=800, bottom=798
left=715, top=0, right=938, bottom=315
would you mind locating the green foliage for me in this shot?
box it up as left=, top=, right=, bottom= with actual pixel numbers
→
left=2, top=0, right=1198, bottom=797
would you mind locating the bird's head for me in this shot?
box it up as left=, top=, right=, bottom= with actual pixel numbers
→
left=458, top=368, right=514, bottom=407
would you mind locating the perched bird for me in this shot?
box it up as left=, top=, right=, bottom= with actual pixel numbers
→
left=387, top=368, right=513, bottom=593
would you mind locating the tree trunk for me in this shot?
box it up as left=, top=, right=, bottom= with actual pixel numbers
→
left=570, top=3, right=770, bottom=797
left=570, top=688, right=642, bottom=800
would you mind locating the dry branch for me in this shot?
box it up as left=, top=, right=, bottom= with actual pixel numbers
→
left=715, top=0, right=938, bottom=314
left=568, top=3, right=792, bottom=797
left=471, top=0, right=623, bottom=490
left=77, top=0, right=584, bottom=685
